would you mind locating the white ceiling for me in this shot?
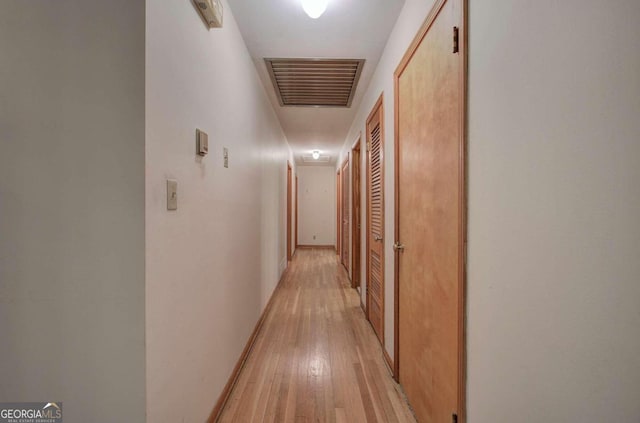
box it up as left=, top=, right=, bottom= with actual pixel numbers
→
left=227, top=0, right=405, bottom=165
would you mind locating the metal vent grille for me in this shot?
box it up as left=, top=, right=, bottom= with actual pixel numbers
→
left=265, top=58, right=365, bottom=107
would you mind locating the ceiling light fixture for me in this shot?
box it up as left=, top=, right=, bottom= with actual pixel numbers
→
left=301, top=0, right=328, bottom=19
left=312, top=150, right=321, bottom=160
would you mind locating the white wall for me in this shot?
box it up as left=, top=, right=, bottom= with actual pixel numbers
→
left=145, top=1, right=292, bottom=421
left=297, top=166, right=336, bottom=246
left=0, top=1, right=146, bottom=422
left=467, top=0, right=640, bottom=421
left=340, top=0, right=640, bottom=421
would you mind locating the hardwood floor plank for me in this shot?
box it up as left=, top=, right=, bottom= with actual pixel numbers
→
left=218, top=249, right=416, bottom=423
left=353, top=362, right=380, bottom=423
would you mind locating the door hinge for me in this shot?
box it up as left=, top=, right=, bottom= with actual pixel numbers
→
left=452, top=413, right=458, bottom=423
left=453, top=26, right=459, bottom=53
left=366, top=141, right=370, bottom=152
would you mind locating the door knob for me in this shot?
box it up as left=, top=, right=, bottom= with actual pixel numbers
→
left=393, top=242, right=405, bottom=252
left=374, top=235, right=383, bottom=242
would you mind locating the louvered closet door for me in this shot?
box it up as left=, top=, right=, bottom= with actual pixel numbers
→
left=366, top=97, right=384, bottom=343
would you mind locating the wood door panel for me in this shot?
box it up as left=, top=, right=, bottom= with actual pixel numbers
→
left=396, top=0, right=465, bottom=421
left=352, top=142, right=361, bottom=289
left=366, top=96, right=385, bottom=344
left=287, top=162, right=292, bottom=261
left=337, top=170, right=341, bottom=255
left=295, top=175, right=298, bottom=250
left=341, top=158, right=350, bottom=270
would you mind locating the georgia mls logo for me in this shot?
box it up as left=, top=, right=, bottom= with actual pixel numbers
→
left=0, top=402, right=63, bottom=423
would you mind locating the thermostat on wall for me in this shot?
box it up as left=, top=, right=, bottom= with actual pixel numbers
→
left=192, top=0, right=223, bottom=29
left=196, top=129, right=208, bottom=157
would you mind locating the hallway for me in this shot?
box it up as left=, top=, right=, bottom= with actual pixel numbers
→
left=2, top=0, right=640, bottom=421
left=219, top=249, right=416, bottom=422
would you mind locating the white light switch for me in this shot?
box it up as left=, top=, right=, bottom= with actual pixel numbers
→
left=167, top=179, right=178, bottom=210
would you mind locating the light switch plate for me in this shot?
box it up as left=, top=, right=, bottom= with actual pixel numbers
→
left=167, top=179, right=178, bottom=210
left=196, top=129, right=208, bottom=156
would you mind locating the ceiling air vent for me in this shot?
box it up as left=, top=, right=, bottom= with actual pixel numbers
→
left=265, top=58, right=365, bottom=107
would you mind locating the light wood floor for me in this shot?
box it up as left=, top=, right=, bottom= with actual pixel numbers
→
left=219, top=248, right=416, bottom=423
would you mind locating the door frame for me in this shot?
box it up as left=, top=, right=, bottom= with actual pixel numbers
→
left=366, top=93, right=385, bottom=338
left=287, top=161, right=292, bottom=262
left=336, top=168, right=341, bottom=255
left=392, top=0, right=468, bottom=418
left=341, top=154, right=350, bottom=274
left=351, top=138, right=361, bottom=290
left=295, top=174, right=298, bottom=251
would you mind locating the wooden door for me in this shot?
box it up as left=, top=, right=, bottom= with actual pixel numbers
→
left=341, top=157, right=350, bottom=272
left=287, top=162, right=292, bottom=261
left=366, top=95, right=385, bottom=344
left=336, top=169, right=341, bottom=255
left=394, top=0, right=466, bottom=421
left=352, top=141, right=361, bottom=289
left=295, top=175, right=298, bottom=250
